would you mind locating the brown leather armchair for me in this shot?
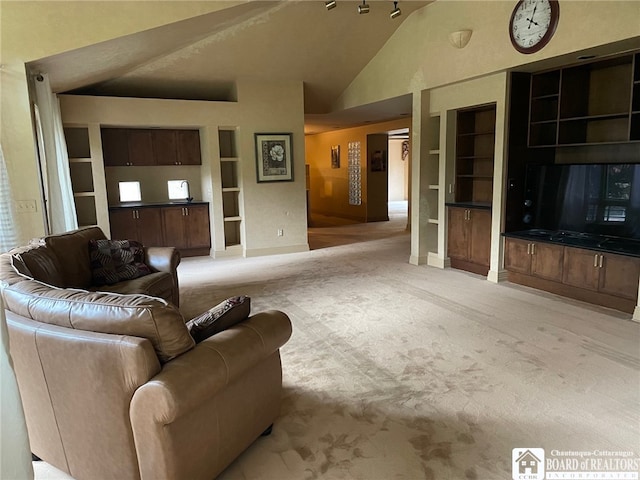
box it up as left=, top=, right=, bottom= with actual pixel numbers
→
left=1, top=231, right=293, bottom=480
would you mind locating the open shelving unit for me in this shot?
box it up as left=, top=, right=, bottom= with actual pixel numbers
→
left=529, top=52, right=640, bottom=147
left=426, top=113, right=441, bottom=260
left=455, top=105, right=496, bottom=205
left=218, top=127, right=243, bottom=251
left=65, top=127, right=98, bottom=228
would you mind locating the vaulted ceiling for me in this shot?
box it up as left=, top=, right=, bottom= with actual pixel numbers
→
left=28, top=1, right=430, bottom=133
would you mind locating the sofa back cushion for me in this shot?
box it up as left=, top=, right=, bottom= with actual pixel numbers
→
left=3, top=280, right=194, bottom=363
left=1, top=244, right=65, bottom=287
left=44, top=226, right=107, bottom=288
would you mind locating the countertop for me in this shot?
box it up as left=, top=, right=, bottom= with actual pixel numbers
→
left=108, top=201, right=208, bottom=210
left=445, top=202, right=492, bottom=210
left=503, top=229, right=640, bottom=258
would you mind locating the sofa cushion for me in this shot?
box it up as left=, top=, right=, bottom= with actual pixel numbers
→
left=44, top=226, right=107, bottom=288
left=186, top=296, right=251, bottom=343
left=89, top=239, right=152, bottom=286
left=5, top=244, right=65, bottom=287
left=92, top=272, right=174, bottom=302
left=2, top=280, right=194, bottom=363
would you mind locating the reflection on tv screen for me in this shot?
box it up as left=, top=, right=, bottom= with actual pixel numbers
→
left=524, top=164, right=640, bottom=239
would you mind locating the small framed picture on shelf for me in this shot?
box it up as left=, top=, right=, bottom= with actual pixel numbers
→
left=331, top=145, right=340, bottom=169
left=255, top=133, right=293, bottom=183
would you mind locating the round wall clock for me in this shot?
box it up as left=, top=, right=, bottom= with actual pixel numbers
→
left=509, top=0, right=560, bottom=54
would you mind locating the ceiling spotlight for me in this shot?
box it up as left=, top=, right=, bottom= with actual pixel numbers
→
left=358, top=0, right=370, bottom=14
left=390, top=1, right=401, bottom=19
left=325, top=0, right=337, bottom=10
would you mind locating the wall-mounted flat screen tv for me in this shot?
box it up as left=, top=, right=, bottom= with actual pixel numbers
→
left=524, top=163, right=640, bottom=239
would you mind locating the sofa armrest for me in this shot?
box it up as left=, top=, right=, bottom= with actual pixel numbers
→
left=130, top=310, right=292, bottom=423
left=130, top=310, right=292, bottom=479
left=144, top=247, right=180, bottom=306
left=144, top=247, right=180, bottom=274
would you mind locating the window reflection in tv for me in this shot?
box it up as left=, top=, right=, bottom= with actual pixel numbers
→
left=524, top=163, right=640, bottom=239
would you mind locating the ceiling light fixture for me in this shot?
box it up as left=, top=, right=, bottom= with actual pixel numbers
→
left=390, top=1, right=401, bottom=19
left=325, top=0, right=337, bottom=10
left=358, top=0, right=370, bottom=14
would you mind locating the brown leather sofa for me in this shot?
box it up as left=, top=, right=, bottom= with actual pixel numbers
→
left=2, top=226, right=181, bottom=306
left=0, top=229, right=293, bottom=480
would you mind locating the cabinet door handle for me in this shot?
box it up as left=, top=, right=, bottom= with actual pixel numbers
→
left=531, top=243, right=535, bottom=255
left=599, top=254, right=604, bottom=268
left=527, top=243, right=531, bottom=255
left=593, top=254, right=598, bottom=267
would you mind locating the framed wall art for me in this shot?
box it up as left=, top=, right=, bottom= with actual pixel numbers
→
left=255, top=133, right=293, bottom=182
left=331, top=145, right=340, bottom=168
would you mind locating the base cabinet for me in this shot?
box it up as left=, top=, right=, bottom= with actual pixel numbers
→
left=161, top=205, right=211, bottom=256
left=504, top=238, right=564, bottom=282
left=109, top=204, right=210, bottom=257
left=448, top=206, right=491, bottom=276
left=109, top=207, right=164, bottom=247
left=505, top=238, right=640, bottom=313
left=563, top=247, right=640, bottom=301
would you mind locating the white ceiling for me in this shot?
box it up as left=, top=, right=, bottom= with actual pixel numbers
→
left=29, top=1, right=430, bottom=134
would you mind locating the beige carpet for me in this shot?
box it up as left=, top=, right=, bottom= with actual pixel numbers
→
left=35, top=204, right=639, bottom=479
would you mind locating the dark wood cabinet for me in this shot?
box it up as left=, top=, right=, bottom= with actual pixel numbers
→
left=448, top=206, right=491, bottom=276
left=102, top=128, right=201, bottom=167
left=110, top=204, right=210, bottom=256
left=176, top=130, right=202, bottom=165
left=599, top=252, right=640, bottom=300
left=506, top=239, right=640, bottom=313
left=101, top=128, right=130, bottom=166
left=161, top=205, right=210, bottom=256
left=505, top=238, right=564, bottom=282
left=151, top=130, right=178, bottom=166
left=109, top=207, right=163, bottom=247
left=563, top=247, right=640, bottom=301
left=127, top=130, right=155, bottom=166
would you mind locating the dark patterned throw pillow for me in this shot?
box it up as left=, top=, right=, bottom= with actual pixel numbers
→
left=89, top=239, right=152, bottom=286
left=186, top=296, right=251, bottom=343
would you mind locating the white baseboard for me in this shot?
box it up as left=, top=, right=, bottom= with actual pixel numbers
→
left=409, top=254, right=428, bottom=266
left=244, top=244, right=309, bottom=257
left=427, top=253, right=449, bottom=269
left=487, top=269, right=509, bottom=283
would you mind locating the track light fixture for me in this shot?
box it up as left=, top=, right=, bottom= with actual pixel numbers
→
left=390, top=1, right=401, bottom=19
left=325, top=0, right=337, bottom=10
left=358, top=0, right=370, bottom=14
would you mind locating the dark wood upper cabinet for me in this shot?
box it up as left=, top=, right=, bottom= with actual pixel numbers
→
left=101, top=128, right=130, bottom=166
left=127, top=130, right=155, bottom=166
left=152, top=130, right=178, bottom=165
left=101, top=128, right=201, bottom=167
left=176, top=130, right=202, bottom=165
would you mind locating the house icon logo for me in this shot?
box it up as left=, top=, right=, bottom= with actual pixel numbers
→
left=512, top=448, right=545, bottom=480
